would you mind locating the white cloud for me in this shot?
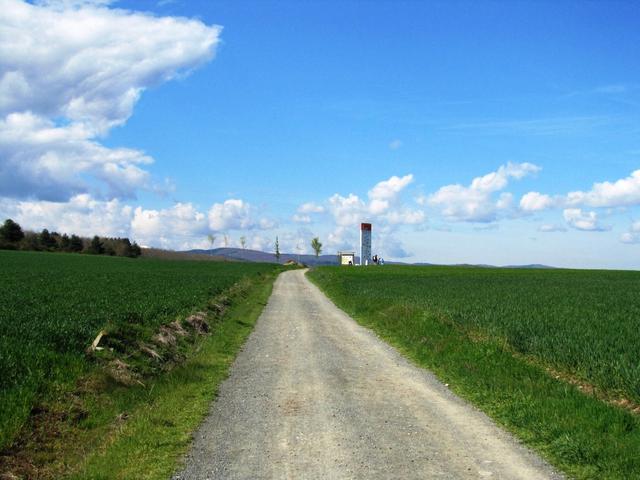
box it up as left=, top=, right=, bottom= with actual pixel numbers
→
left=368, top=174, right=413, bottom=202
left=538, top=224, right=567, bottom=233
left=328, top=193, right=367, bottom=227
left=429, top=162, right=540, bottom=222
left=0, top=0, right=220, bottom=201
left=292, top=213, right=311, bottom=224
left=248, top=235, right=272, bottom=252
left=131, top=202, right=207, bottom=247
left=297, top=202, right=325, bottom=214
left=208, top=199, right=275, bottom=232
left=325, top=225, right=357, bottom=252
left=0, top=194, right=132, bottom=237
left=566, top=170, right=640, bottom=208
left=367, top=174, right=414, bottom=216
left=0, top=193, right=277, bottom=250
left=373, top=233, right=412, bottom=259
left=496, top=192, right=513, bottom=210
left=0, top=112, right=154, bottom=200
left=306, top=174, right=424, bottom=258
left=520, top=191, right=555, bottom=212
left=385, top=209, right=425, bottom=225
left=620, top=221, right=640, bottom=244
left=563, top=208, right=609, bottom=231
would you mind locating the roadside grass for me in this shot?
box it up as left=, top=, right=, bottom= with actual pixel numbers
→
left=308, top=266, right=640, bottom=480
left=65, top=272, right=277, bottom=479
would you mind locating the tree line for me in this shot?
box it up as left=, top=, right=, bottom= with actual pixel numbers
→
left=0, top=219, right=142, bottom=258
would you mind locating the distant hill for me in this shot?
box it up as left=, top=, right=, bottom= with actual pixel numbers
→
left=183, top=248, right=556, bottom=269
left=141, top=248, right=230, bottom=262
left=186, top=248, right=343, bottom=266
left=413, top=262, right=557, bottom=269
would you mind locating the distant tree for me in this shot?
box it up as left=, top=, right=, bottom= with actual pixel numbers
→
left=69, top=234, right=83, bottom=252
left=87, top=235, right=104, bottom=254
left=223, top=234, right=229, bottom=247
left=0, top=219, right=24, bottom=243
left=130, top=242, right=142, bottom=258
left=207, top=234, right=216, bottom=253
left=311, top=237, right=323, bottom=258
left=274, top=236, right=281, bottom=262
left=39, top=229, right=57, bottom=250
left=59, top=233, right=71, bottom=251
left=104, top=242, right=116, bottom=256
left=21, top=232, right=40, bottom=251
left=240, top=236, right=247, bottom=249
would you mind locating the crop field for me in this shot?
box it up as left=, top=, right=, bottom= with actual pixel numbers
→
left=308, top=265, right=640, bottom=479
left=310, top=265, right=640, bottom=402
left=0, top=250, right=280, bottom=449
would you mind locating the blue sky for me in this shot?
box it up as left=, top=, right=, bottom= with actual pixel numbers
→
left=1, top=0, right=639, bottom=268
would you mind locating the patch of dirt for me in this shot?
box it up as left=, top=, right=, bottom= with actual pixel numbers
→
left=0, top=394, right=89, bottom=480
left=185, top=312, right=209, bottom=334
left=280, top=397, right=304, bottom=416
left=544, top=365, right=640, bottom=415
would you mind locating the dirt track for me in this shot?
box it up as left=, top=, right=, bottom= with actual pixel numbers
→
left=173, top=269, right=562, bottom=479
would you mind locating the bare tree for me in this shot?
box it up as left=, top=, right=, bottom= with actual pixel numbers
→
left=274, top=236, right=281, bottom=262
left=207, top=234, right=216, bottom=254
left=311, top=237, right=323, bottom=257
left=240, top=236, right=247, bottom=249
left=223, top=233, right=229, bottom=247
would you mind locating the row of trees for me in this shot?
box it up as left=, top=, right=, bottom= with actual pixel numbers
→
left=273, top=236, right=323, bottom=261
left=0, top=219, right=141, bottom=258
left=207, top=234, right=248, bottom=250
left=207, top=233, right=323, bottom=260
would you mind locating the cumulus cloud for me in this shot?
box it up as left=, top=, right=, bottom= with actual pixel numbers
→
left=131, top=202, right=207, bottom=247
left=301, top=174, right=423, bottom=260
left=566, top=170, right=640, bottom=208
left=0, top=194, right=275, bottom=250
left=368, top=174, right=414, bottom=215
left=328, top=193, right=367, bottom=227
left=208, top=199, right=275, bottom=232
left=428, top=162, right=540, bottom=222
left=0, top=193, right=132, bottom=237
left=620, top=221, right=640, bottom=244
left=0, top=0, right=221, bottom=201
left=520, top=191, right=555, bottom=212
left=293, top=202, right=324, bottom=223
left=563, top=208, right=609, bottom=231
left=0, top=112, right=154, bottom=200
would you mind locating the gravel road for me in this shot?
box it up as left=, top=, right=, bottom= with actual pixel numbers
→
left=173, top=269, right=562, bottom=480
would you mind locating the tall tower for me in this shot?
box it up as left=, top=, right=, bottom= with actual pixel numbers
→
left=360, top=223, right=372, bottom=265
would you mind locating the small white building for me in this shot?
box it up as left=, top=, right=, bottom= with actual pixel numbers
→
left=338, top=251, right=355, bottom=266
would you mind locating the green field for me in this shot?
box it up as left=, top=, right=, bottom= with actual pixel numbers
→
left=308, top=265, right=640, bottom=479
left=0, top=250, right=280, bottom=451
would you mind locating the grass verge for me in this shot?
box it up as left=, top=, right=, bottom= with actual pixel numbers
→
left=307, top=267, right=640, bottom=480
left=1, top=269, right=279, bottom=480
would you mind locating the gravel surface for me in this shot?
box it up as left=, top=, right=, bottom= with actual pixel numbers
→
left=173, top=269, right=562, bottom=480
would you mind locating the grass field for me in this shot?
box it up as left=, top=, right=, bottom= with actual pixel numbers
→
left=308, top=265, right=640, bottom=479
left=0, top=250, right=280, bottom=452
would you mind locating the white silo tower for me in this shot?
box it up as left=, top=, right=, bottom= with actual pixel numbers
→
left=360, top=222, right=372, bottom=265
